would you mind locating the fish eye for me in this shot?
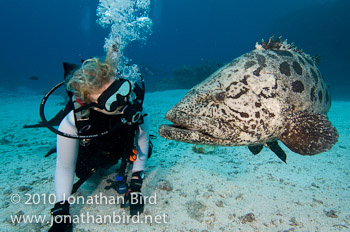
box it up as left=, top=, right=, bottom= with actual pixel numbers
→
left=212, top=91, right=226, bottom=102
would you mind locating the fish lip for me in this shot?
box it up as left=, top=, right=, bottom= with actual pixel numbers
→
left=164, top=110, right=204, bottom=132
left=163, top=117, right=200, bottom=132
left=158, top=124, right=218, bottom=141
left=158, top=124, right=234, bottom=146
left=159, top=109, right=241, bottom=145
left=163, top=110, right=231, bottom=140
left=160, top=123, right=200, bottom=132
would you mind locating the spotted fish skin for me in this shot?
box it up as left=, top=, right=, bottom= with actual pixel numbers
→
left=159, top=37, right=338, bottom=156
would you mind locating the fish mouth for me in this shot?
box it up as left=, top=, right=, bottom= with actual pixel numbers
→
left=161, top=123, right=202, bottom=133
left=158, top=110, right=236, bottom=145
left=158, top=124, right=222, bottom=145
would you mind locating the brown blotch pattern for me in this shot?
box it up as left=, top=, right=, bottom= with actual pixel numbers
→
left=266, top=53, right=278, bottom=59
left=244, top=61, right=256, bottom=69
left=280, top=61, right=291, bottom=76
left=253, top=67, right=263, bottom=76
left=318, top=90, right=323, bottom=102
left=292, top=80, right=305, bottom=93
left=310, top=68, right=319, bottom=84
left=256, top=54, right=267, bottom=67
left=240, top=112, right=249, bottom=118
left=273, top=50, right=293, bottom=57
left=228, top=60, right=239, bottom=67
left=292, top=61, right=303, bottom=75
left=310, top=86, right=316, bottom=102
left=242, top=75, right=249, bottom=85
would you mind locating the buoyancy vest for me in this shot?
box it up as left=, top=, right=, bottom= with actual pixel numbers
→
left=71, top=81, right=150, bottom=194
left=74, top=110, right=133, bottom=180
left=24, top=62, right=152, bottom=194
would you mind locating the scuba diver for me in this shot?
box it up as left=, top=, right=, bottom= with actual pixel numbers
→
left=43, top=55, right=150, bottom=232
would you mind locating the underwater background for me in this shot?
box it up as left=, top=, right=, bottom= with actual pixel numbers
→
left=1, top=0, right=349, bottom=99
left=0, top=0, right=349, bottom=231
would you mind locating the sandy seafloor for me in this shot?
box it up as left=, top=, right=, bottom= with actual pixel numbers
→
left=0, top=88, right=349, bottom=232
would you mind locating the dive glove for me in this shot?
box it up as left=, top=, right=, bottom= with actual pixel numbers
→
left=48, top=201, right=72, bottom=232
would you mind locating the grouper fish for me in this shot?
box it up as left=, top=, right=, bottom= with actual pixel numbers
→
left=159, top=36, right=339, bottom=162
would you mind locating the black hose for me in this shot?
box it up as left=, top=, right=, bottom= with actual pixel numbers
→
left=39, top=81, right=121, bottom=139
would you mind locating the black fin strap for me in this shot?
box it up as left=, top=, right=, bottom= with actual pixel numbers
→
left=130, top=178, right=143, bottom=192
left=51, top=201, right=70, bottom=216
left=133, top=82, right=145, bottom=103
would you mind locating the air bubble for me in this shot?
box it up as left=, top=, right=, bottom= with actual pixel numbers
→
left=97, top=0, right=153, bottom=83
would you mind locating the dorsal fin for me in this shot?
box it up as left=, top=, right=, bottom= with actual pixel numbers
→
left=260, top=35, right=283, bottom=50
left=312, top=55, right=322, bottom=66
left=256, top=36, right=307, bottom=57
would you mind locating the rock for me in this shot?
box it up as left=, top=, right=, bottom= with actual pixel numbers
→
left=2, top=189, right=12, bottom=196
left=6, top=210, right=25, bottom=225
left=1, top=202, right=10, bottom=209
left=202, top=192, right=211, bottom=199
left=0, top=137, right=11, bottom=145
left=17, top=186, right=32, bottom=192
left=235, top=193, right=244, bottom=200
left=325, top=210, right=338, bottom=218
left=157, top=179, right=173, bottom=192
left=192, top=145, right=217, bottom=154
left=289, top=217, right=302, bottom=226
left=185, top=200, right=206, bottom=222
left=215, top=200, right=223, bottom=207
left=312, top=198, right=323, bottom=204
left=239, top=213, right=256, bottom=224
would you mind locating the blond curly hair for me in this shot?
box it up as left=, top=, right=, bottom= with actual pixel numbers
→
left=66, top=58, right=115, bottom=102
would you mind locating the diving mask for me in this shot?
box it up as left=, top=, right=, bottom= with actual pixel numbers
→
left=97, top=79, right=132, bottom=112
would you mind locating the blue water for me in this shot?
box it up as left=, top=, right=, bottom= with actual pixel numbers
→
left=1, top=0, right=349, bottom=99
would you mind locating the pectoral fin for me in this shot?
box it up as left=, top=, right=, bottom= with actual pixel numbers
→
left=265, top=141, right=287, bottom=163
left=280, top=112, right=338, bottom=155
left=248, top=144, right=264, bottom=155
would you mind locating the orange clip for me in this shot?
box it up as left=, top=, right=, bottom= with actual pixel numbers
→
left=129, top=148, right=137, bottom=162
